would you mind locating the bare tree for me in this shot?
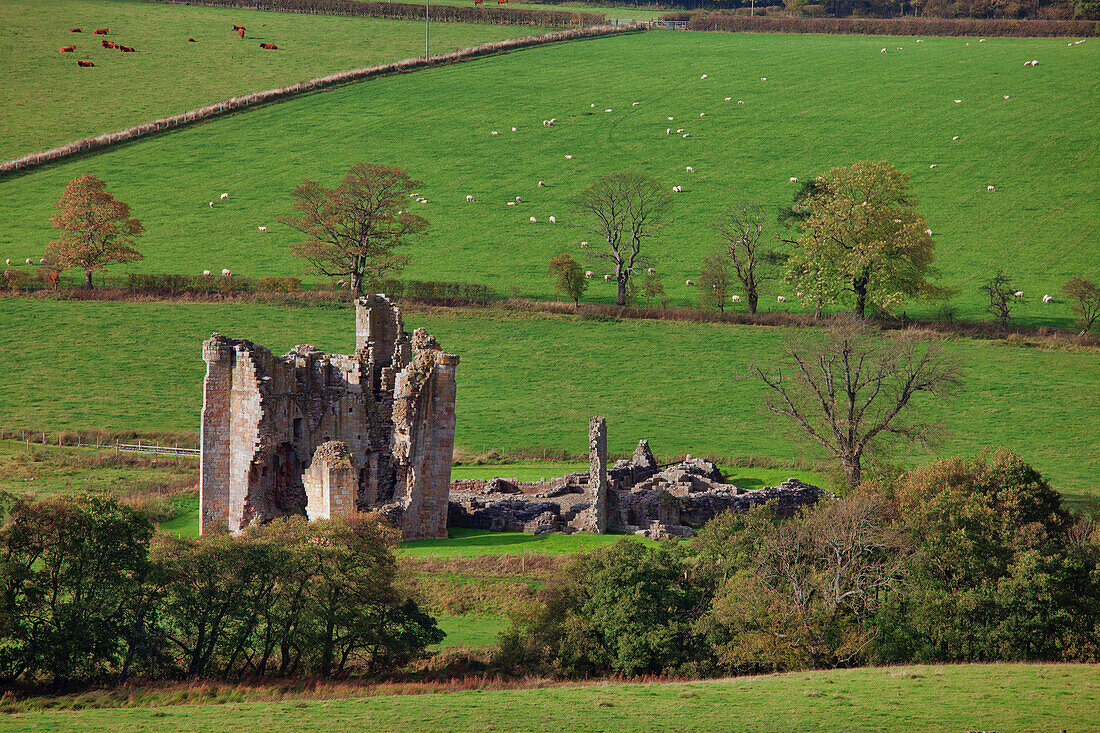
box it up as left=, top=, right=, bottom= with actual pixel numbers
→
left=280, top=163, right=427, bottom=298
left=714, top=203, right=766, bottom=314
left=751, top=326, right=963, bottom=488
left=572, top=172, right=672, bottom=306
left=980, top=269, right=1017, bottom=329
left=1062, top=277, right=1100, bottom=335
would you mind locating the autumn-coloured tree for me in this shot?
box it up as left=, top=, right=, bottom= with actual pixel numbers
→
left=573, top=172, right=672, bottom=306
left=784, top=161, right=938, bottom=318
left=45, top=174, right=144, bottom=289
left=1062, top=276, right=1100, bottom=334
left=281, top=163, right=427, bottom=297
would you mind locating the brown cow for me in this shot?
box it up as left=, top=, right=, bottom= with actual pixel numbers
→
left=237, top=27, right=245, bottom=39
left=120, top=45, right=135, bottom=52
left=188, top=37, right=196, bottom=42
left=70, top=28, right=82, bottom=32
left=102, top=39, right=116, bottom=48
left=93, top=28, right=108, bottom=34
left=77, top=60, right=94, bottom=67
left=259, top=42, right=277, bottom=49
left=232, top=24, right=244, bottom=30
left=59, top=45, right=76, bottom=52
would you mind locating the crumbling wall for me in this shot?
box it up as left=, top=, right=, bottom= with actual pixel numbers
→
left=200, top=294, right=458, bottom=539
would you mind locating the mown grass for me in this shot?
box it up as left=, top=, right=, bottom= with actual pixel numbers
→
left=1, top=32, right=1096, bottom=323
left=0, top=0, right=541, bottom=159
left=402, top=526, right=638, bottom=557
left=2, top=663, right=1096, bottom=731
left=431, top=614, right=509, bottom=649
left=1, top=298, right=1096, bottom=502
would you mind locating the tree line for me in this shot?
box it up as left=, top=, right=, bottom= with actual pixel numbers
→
left=0, top=494, right=440, bottom=686
left=496, top=448, right=1100, bottom=678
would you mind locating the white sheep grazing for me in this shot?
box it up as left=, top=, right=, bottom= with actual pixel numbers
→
left=668, top=117, right=674, bottom=121
left=789, top=177, right=798, bottom=183
left=699, top=112, right=705, bottom=117
left=4, top=259, right=9, bottom=266
left=203, top=270, right=211, bottom=276
left=686, top=166, right=694, bottom=173
left=581, top=241, right=589, bottom=248
left=738, top=100, right=744, bottom=104
left=515, top=196, right=522, bottom=203
left=731, top=295, right=741, bottom=302
left=585, top=271, right=594, bottom=278
left=897, top=47, right=903, bottom=51
left=511, top=127, right=518, bottom=132
left=1014, top=291, right=1024, bottom=298
left=538, top=181, right=546, bottom=187
left=685, top=279, right=694, bottom=286
left=507, top=201, right=516, bottom=206
left=666, top=128, right=671, bottom=135
left=605, top=109, right=613, bottom=113
left=676, top=128, right=684, bottom=133
left=980, top=38, right=986, bottom=42
left=1043, top=294, right=1054, bottom=303
left=25, top=258, right=32, bottom=265
left=672, top=186, right=682, bottom=193
left=258, top=226, right=267, bottom=232
left=222, top=269, right=232, bottom=277
left=549, top=216, right=557, bottom=224
left=604, top=274, right=613, bottom=281
left=565, top=155, right=573, bottom=159
left=682, top=133, right=690, bottom=138
left=590, top=103, right=596, bottom=108
left=930, top=164, right=938, bottom=169
left=220, top=193, right=228, bottom=200
left=550, top=118, right=557, bottom=124
left=777, top=295, right=786, bottom=303
left=954, top=99, right=962, bottom=103
left=1004, top=95, right=1010, bottom=99
left=917, top=38, right=923, bottom=42
left=925, top=228, right=933, bottom=235
left=209, top=202, right=214, bottom=208
left=725, top=97, right=732, bottom=101
left=700, top=74, right=707, bottom=79
left=952, top=136, right=959, bottom=140
left=647, top=268, right=656, bottom=274
left=987, top=185, right=996, bottom=191
left=760, top=77, right=767, bottom=81
left=632, top=101, right=640, bottom=106
left=881, top=48, right=887, bottom=53
left=529, top=217, right=537, bottom=223
left=491, top=131, right=499, bottom=135
left=466, top=195, right=474, bottom=202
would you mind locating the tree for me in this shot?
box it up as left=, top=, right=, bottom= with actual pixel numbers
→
left=1062, top=276, right=1100, bottom=334
left=641, top=269, right=666, bottom=307
left=714, top=203, right=766, bottom=314
left=45, top=174, right=144, bottom=289
left=573, top=172, right=672, bottom=306
left=980, top=269, right=1017, bottom=329
left=281, top=163, right=427, bottom=297
left=697, top=253, right=731, bottom=312
left=548, top=253, right=587, bottom=307
left=751, top=326, right=963, bottom=489
left=784, top=161, right=938, bottom=318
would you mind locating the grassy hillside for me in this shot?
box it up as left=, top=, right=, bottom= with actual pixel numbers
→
left=1, top=32, right=1096, bottom=323
left=0, top=0, right=538, bottom=159
left=2, top=663, right=1096, bottom=731
left=1, top=298, right=1096, bottom=502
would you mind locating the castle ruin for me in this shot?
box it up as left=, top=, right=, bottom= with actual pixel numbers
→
left=199, top=294, right=458, bottom=540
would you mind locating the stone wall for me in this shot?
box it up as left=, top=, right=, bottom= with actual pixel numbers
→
left=199, top=294, right=458, bottom=539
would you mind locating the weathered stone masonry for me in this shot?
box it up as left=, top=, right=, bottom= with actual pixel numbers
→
left=200, top=294, right=458, bottom=539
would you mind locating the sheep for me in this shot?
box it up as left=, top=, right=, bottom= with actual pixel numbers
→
left=987, top=185, right=996, bottom=191
left=209, top=201, right=214, bottom=208
left=731, top=295, right=741, bottom=303
left=491, top=131, right=499, bottom=135
left=565, top=155, right=573, bottom=159
left=676, top=128, right=684, bottom=133
left=467, top=195, right=474, bottom=202
left=777, top=295, right=786, bottom=302
left=590, top=103, right=596, bottom=108
left=897, top=47, right=903, bottom=51
left=700, top=74, right=707, bottom=79
left=538, top=181, right=546, bottom=187
left=507, top=201, right=516, bottom=206
left=725, top=97, right=732, bottom=101
left=930, top=164, right=938, bottom=169
left=1003, top=95, right=1010, bottom=100
left=686, top=166, right=694, bottom=173
left=530, top=217, right=537, bottom=223
left=760, top=77, right=767, bottom=81
left=647, top=268, right=656, bottom=274
left=699, top=112, right=705, bottom=117
left=25, top=258, right=32, bottom=265
left=604, top=274, right=613, bottom=281
left=203, top=270, right=211, bottom=276
left=1043, top=294, right=1054, bottom=303
left=515, top=196, right=522, bottom=202
left=668, top=117, right=674, bottom=121
left=925, top=228, right=933, bottom=235
left=585, top=271, right=594, bottom=278
left=511, top=127, right=517, bottom=132
left=549, top=216, right=557, bottom=224
left=1013, top=291, right=1024, bottom=298
left=632, top=101, right=640, bottom=106
left=672, top=186, right=682, bottom=193
left=682, top=133, right=690, bottom=138
left=789, top=177, right=798, bottom=182
left=881, top=48, right=887, bottom=53
left=917, top=38, right=923, bottom=42
left=220, top=193, right=228, bottom=200
left=685, top=279, right=694, bottom=286
left=954, top=99, right=962, bottom=103
left=581, top=241, right=589, bottom=248
left=666, top=128, right=671, bottom=135
left=258, top=226, right=267, bottom=232
left=979, top=38, right=986, bottom=42
left=605, top=109, right=613, bottom=113
left=738, top=100, right=744, bottom=104
left=222, top=269, right=232, bottom=277
left=952, top=136, right=959, bottom=140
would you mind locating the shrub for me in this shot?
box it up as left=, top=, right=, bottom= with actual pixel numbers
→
left=257, top=276, right=302, bottom=292
left=681, top=13, right=1098, bottom=35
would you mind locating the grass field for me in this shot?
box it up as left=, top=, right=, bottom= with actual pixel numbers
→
left=0, top=0, right=540, bottom=159
left=1, top=298, right=1096, bottom=503
left=2, top=663, right=1096, bottom=731
left=432, top=614, right=509, bottom=648
left=430, top=0, right=667, bottom=19
left=2, top=31, right=1096, bottom=323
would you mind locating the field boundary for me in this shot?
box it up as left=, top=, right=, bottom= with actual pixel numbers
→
left=0, top=25, right=635, bottom=177
left=149, top=0, right=607, bottom=27
left=668, top=13, right=1099, bottom=36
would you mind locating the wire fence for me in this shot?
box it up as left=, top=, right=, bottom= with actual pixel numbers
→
left=1, top=428, right=199, bottom=458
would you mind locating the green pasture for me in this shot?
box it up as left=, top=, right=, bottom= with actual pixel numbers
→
left=402, top=526, right=638, bottom=557
left=0, top=0, right=537, bottom=159
left=432, top=614, right=509, bottom=648
left=430, top=0, right=666, bottom=19
left=3, top=663, right=1096, bottom=731
left=2, top=31, right=1097, bottom=323
left=1, top=298, right=1096, bottom=503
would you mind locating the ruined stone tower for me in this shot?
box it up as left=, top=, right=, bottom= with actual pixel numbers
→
left=199, top=294, right=458, bottom=539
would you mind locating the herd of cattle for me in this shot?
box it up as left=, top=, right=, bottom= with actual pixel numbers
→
left=60, top=23, right=278, bottom=68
